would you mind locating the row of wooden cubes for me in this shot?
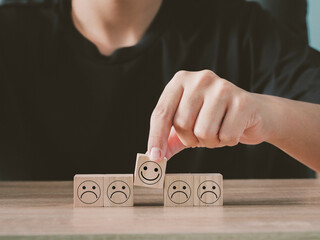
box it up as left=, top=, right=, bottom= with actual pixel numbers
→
left=74, top=173, right=223, bottom=207
left=133, top=153, right=223, bottom=206
left=74, top=174, right=133, bottom=207
left=165, top=173, right=223, bottom=207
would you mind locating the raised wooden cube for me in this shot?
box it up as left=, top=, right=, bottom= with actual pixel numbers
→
left=74, top=174, right=104, bottom=207
left=104, top=174, right=133, bottom=207
left=133, top=153, right=167, bottom=189
left=193, top=174, right=223, bottom=206
left=164, top=174, right=194, bottom=207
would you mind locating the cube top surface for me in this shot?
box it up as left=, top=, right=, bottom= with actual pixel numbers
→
left=192, top=173, right=222, bottom=177
left=166, top=173, right=193, bottom=177
left=74, top=174, right=105, bottom=178
left=103, top=174, right=133, bottom=178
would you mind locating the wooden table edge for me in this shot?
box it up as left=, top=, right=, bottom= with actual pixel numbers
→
left=1, top=232, right=320, bottom=240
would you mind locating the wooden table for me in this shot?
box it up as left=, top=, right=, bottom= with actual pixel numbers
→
left=0, top=179, right=320, bottom=239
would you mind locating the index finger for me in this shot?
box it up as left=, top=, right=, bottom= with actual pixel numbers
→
left=147, top=79, right=184, bottom=161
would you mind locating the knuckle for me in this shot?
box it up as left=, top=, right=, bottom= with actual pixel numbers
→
left=174, top=70, right=188, bottom=80
left=216, top=80, right=232, bottom=97
left=219, top=133, right=239, bottom=146
left=194, top=127, right=220, bottom=148
left=194, top=127, right=208, bottom=141
left=196, top=70, right=215, bottom=86
left=233, top=93, right=250, bottom=111
left=174, top=129, right=198, bottom=147
left=173, top=116, right=193, bottom=133
left=200, top=69, right=216, bottom=78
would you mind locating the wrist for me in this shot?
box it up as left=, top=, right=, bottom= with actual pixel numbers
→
left=258, top=94, right=288, bottom=145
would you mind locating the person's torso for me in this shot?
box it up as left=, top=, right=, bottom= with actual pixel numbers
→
left=0, top=0, right=313, bottom=180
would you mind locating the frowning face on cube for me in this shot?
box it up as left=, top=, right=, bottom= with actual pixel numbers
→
left=107, top=180, right=131, bottom=204
left=167, top=180, right=192, bottom=204
left=197, top=180, right=221, bottom=204
left=77, top=180, right=101, bottom=204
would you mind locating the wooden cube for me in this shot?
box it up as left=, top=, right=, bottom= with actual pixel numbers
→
left=164, top=174, right=194, bottom=207
left=74, top=174, right=104, bottom=207
left=193, top=174, right=223, bottom=206
left=104, top=174, right=133, bottom=207
left=133, top=153, right=167, bottom=189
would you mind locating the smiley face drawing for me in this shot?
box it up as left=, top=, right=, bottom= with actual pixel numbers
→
left=197, top=180, right=221, bottom=204
left=107, top=180, right=131, bottom=204
left=77, top=180, right=101, bottom=204
left=138, top=161, right=162, bottom=185
left=167, top=180, right=192, bottom=204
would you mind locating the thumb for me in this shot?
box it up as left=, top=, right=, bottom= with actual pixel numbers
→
left=164, top=127, right=186, bottom=160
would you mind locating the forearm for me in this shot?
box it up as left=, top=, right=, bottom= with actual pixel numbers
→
left=263, top=94, right=320, bottom=172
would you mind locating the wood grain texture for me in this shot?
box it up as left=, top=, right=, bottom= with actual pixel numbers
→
left=74, top=174, right=104, bottom=207
left=133, top=153, right=167, bottom=188
left=104, top=174, right=133, bottom=207
left=164, top=174, right=194, bottom=207
left=194, top=174, right=223, bottom=206
left=1, top=179, right=320, bottom=239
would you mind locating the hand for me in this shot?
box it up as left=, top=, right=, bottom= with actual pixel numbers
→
left=147, top=70, right=274, bottom=161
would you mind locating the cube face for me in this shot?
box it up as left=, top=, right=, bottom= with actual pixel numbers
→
left=74, top=174, right=104, bottom=207
left=193, top=174, right=223, bottom=206
left=134, top=153, right=167, bottom=189
left=104, top=174, right=133, bottom=207
left=164, top=174, right=194, bottom=207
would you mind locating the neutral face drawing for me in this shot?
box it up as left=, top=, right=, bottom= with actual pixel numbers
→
left=138, top=161, right=162, bottom=185
left=197, top=180, right=221, bottom=204
left=167, top=180, right=192, bottom=204
left=77, top=180, right=101, bottom=204
left=107, top=180, right=131, bottom=204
